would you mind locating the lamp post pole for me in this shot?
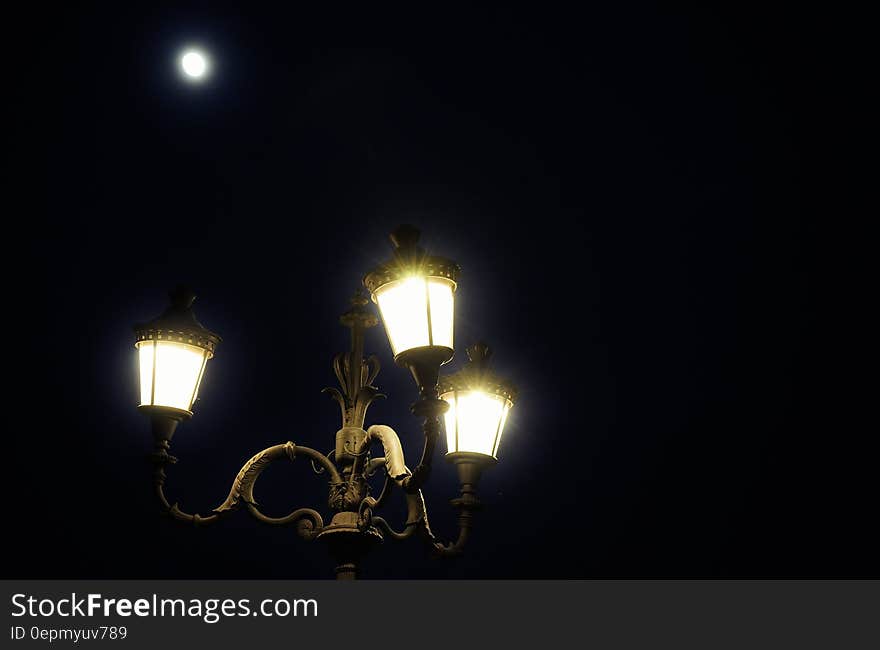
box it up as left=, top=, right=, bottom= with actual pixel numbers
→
left=318, top=290, right=385, bottom=580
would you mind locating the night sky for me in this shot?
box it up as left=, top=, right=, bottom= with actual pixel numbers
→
left=7, top=3, right=866, bottom=578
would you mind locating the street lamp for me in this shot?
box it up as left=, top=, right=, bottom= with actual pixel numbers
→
left=134, top=286, right=220, bottom=442
left=134, top=226, right=517, bottom=578
left=364, top=224, right=460, bottom=399
left=438, top=342, right=516, bottom=551
left=440, top=342, right=516, bottom=460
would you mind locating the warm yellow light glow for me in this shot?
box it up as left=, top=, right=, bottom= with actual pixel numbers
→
left=427, top=278, right=454, bottom=350
left=137, top=340, right=209, bottom=412
left=442, top=389, right=511, bottom=458
left=375, top=276, right=455, bottom=357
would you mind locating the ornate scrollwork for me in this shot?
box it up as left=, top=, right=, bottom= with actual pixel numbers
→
left=329, top=478, right=368, bottom=512
left=214, top=443, right=295, bottom=513
left=153, top=439, right=339, bottom=538
left=245, top=504, right=324, bottom=541
left=144, top=277, right=494, bottom=579
left=214, top=442, right=340, bottom=522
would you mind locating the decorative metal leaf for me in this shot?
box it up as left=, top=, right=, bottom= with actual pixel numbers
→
left=215, top=444, right=290, bottom=513
left=332, top=354, right=348, bottom=394
left=364, top=354, right=381, bottom=387
left=321, top=386, right=347, bottom=423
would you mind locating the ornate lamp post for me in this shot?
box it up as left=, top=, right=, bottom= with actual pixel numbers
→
left=135, top=226, right=517, bottom=579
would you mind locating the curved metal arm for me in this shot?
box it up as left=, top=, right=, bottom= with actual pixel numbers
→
left=373, top=474, right=393, bottom=510
left=215, top=442, right=341, bottom=512
left=350, top=424, right=429, bottom=539
left=152, top=440, right=222, bottom=526
left=358, top=481, right=476, bottom=556
left=365, top=456, right=387, bottom=476
left=351, top=425, right=411, bottom=483
left=245, top=504, right=324, bottom=541
left=351, top=422, right=436, bottom=490
left=214, top=441, right=337, bottom=540
left=402, top=407, right=444, bottom=493
left=431, top=497, right=478, bottom=557
left=363, top=492, right=434, bottom=542
left=348, top=422, right=477, bottom=555
left=152, top=439, right=338, bottom=540
left=362, top=478, right=474, bottom=558
left=371, top=515, right=419, bottom=540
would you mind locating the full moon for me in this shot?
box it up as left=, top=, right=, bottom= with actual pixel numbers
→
left=180, top=50, right=208, bottom=79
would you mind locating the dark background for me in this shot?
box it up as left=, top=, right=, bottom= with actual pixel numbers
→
left=6, top=3, right=867, bottom=578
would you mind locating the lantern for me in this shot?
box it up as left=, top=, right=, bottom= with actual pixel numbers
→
left=134, top=286, right=220, bottom=424
left=364, top=225, right=460, bottom=397
left=439, top=343, right=516, bottom=460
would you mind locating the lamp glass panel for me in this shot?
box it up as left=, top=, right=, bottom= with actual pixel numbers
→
left=493, top=403, right=510, bottom=457
left=138, top=342, right=155, bottom=406
left=426, top=278, right=454, bottom=350
left=137, top=340, right=207, bottom=411
left=375, top=276, right=455, bottom=356
left=442, top=389, right=511, bottom=458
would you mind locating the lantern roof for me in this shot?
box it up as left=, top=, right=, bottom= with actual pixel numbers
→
left=439, top=342, right=517, bottom=404
left=134, top=286, right=221, bottom=356
left=363, top=224, right=461, bottom=296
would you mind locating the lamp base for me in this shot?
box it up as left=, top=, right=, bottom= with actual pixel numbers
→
left=139, top=405, right=192, bottom=444
left=394, top=346, right=454, bottom=400
left=317, top=512, right=383, bottom=580
left=445, top=451, right=497, bottom=494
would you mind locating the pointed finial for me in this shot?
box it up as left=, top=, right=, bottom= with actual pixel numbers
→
left=466, top=342, right=492, bottom=365
left=134, top=286, right=221, bottom=355
left=350, top=288, right=370, bottom=307
left=168, top=285, right=196, bottom=310
left=340, top=288, right=379, bottom=329
left=389, top=224, right=421, bottom=251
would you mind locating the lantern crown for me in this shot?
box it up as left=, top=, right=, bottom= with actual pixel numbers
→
left=439, top=342, right=517, bottom=405
left=134, top=285, right=221, bottom=355
left=363, top=225, right=460, bottom=296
